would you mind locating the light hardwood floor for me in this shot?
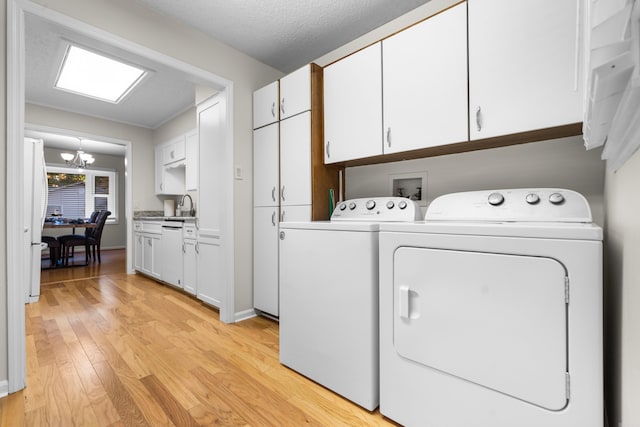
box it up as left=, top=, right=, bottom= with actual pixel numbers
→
left=0, top=249, right=397, bottom=426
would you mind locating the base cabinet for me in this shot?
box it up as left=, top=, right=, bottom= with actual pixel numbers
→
left=196, top=238, right=222, bottom=308
left=253, top=207, right=279, bottom=316
left=137, top=233, right=161, bottom=280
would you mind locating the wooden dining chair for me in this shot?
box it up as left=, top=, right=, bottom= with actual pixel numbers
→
left=86, top=210, right=111, bottom=263
left=41, top=236, right=61, bottom=267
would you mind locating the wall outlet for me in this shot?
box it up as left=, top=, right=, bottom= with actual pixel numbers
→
left=234, top=165, right=243, bottom=180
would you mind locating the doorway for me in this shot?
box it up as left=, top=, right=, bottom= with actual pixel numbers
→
left=7, top=0, right=236, bottom=394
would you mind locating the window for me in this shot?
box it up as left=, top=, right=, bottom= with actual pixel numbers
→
left=46, top=166, right=117, bottom=222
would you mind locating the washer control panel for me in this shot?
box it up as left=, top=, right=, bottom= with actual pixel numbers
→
left=332, top=197, right=421, bottom=222
left=426, top=189, right=593, bottom=223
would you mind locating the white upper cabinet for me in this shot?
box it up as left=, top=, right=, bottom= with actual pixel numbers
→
left=324, top=43, right=383, bottom=164
left=280, top=64, right=312, bottom=120
left=280, top=111, right=312, bottom=207
left=162, top=136, right=186, bottom=165
left=253, top=123, right=280, bottom=207
left=383, top=3, right=468, bottom=154
left=468, top=0, right=583, bottom=140
left=253, top=81, right=279, bottom=129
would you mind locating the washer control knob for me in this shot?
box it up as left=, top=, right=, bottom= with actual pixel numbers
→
left=398, top=200, right=408, bottom=210
left=386, top=200, right=395, bottom=209
left=338, top=203, right=347, bottom=211
left=525, top=193, right=540, bottom=205
left=488, top=192, right=505, bottom=206
left=365, top=200, right=376, bottom=210
left=349, top=202, right=357, bottom=210
left=549, top=192, right=565, bottom=205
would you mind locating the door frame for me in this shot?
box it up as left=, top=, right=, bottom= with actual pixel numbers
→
left=7, top=0, right=236, bottom=393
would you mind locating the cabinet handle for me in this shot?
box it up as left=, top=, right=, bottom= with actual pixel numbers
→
left=160, top=183, right=164, bottom=191
left=281, top=185, right=285, bottom=202
left=271, top=101, right=276, bottom=118
left=281, top=210, right=285, bottom=222
left=326, top=141, right=330, bottom=159
left=271, top=186, right=276, bottom=202
left=280, top=98, right=285, bottom=115
left=386, top=127, right=391, bottom=148
left=147, top=239, right=152, bottom=247
left=182, top=243, right=185, bottom=253
left=171, top=150, right=175, bottom=159
left=271, top=211, right=276, bottom=226
left=476, top=106, right=482, bottom=132
left=195, top=242, right=199, bottom=254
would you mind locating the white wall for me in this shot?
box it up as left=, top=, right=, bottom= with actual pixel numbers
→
left=604, top=148, right=640, bottom=427
left=347, top=136, right=606, bottom=225
left=153, top=107, right=196, bottom=146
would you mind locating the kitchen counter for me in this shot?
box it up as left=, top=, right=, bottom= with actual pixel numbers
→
left=133, top=211, right=196, bottom=222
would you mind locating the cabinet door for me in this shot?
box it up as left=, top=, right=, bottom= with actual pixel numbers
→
left=160, top=228, right=183, bottom=288
left=280, top=64, right=311, bottom=120
left=280, top=112, right=311, bottom=207
left=383, top=3, right=468, bottom=154
left=185, top=130, right=198, bottom=191
left=183, top=239, right=197, bottom=295
left=154, top=146, right=164, bottom=194
left=163, top=136, right=186, bottom=164
left=253, top=123, right=280, bottom=207
left=324, top=43, right=383, bottom=163
left=197, top=95, right=225, bottom=235
left=196, top=239, right=222, bottom=308
left=253, top=81, right=279, bottom=129
left=280, top=205, right=312, bottom=222
left=150, top=235, right=162, bottom=280
left=468, top=0, right=583, bottom=140
left=134, top=233, right=143, bottom=271
left=253, top=207, right=279, bottom=316
left=142, top=235, right=154, bottom=276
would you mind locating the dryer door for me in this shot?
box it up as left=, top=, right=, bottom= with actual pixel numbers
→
left=393, top=247, right=568, bottom=410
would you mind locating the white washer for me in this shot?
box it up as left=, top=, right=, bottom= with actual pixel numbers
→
left=279, top=197, right=420, bottom=410
left=379, top=188, right=603, bottom=427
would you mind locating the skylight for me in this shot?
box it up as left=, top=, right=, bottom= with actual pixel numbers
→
left=55, top=45, right=146, bottom=103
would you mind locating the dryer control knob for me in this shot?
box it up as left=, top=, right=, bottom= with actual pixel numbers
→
left=549, top=192, right=565, bottom=205
left=349, top=202, right=357, bottom=210
left=398, top=200, right=408, bottom=209
left=525, top=193, right=540, bottom=205
left=386, top=201, right=395, bottom=209
left=488, top=192, right=504, bottom=206
left=366, top=200, right=376, bottom=210
left=338, top=203, right=347, bottom=211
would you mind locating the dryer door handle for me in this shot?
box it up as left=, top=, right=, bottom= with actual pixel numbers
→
left=399, top=285, right=410, bottom=319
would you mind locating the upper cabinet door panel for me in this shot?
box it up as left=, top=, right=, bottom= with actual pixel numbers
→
left=324, top=43, right=383, bottom=164
left=280, top=111, right=312, bottom=207
left=253, top=123, right=280, bottom=207
left=383, top=3, right=468, bottom=154
left=468, top=0, right=583, bottom=140
left=280, top=64, right=311, bottom=120
left=253, top=81, right=279, bottom=129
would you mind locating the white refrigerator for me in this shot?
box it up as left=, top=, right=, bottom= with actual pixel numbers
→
left=24, top=138, right=47, bottom=303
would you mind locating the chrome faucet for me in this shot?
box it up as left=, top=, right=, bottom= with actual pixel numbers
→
left=179, top=194, right=195, bottom=216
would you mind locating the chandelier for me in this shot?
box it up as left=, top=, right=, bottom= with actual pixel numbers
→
left=60, top=137, right=95, bottom=168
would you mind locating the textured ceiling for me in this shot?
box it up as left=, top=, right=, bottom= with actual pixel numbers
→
left=137, top=0, right=433, bottom=73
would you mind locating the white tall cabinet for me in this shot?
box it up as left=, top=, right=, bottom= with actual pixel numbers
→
left=253, top=64, right=342, bottom=317
left=468, top=0, right=583, bottom=140
left=196, top=94, right=226, bottom=308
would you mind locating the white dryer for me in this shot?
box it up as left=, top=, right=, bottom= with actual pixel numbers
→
left=378, top=189, right=603, bottom=427
left=279, top=197, right=420, bottom=411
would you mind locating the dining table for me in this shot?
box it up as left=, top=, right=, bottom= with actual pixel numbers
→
left=42, top=219, right=97, bottom=268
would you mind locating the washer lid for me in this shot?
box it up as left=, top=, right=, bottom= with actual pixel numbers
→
left=426, top=189, right=592, bottom=223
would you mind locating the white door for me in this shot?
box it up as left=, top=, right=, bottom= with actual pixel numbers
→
left=253, top=80, right=279, bottom=129
left=393, top=247, right=568, bottom=410
left=280, top=112, right=311, bottom=207
left=197, top=238, right=222, bottom=308
left=183, top=239, right=197, bottom=295
left=253, top=207, right=279, bottom=316
left=468, top=0, right=582, bottom=140
left=324, top=42, right=383, bottom=163
left=279, top=64, right=311, bottom=120
left=160, top=226, right=183, bottom=288
left=253, top=123, right=280, bottom=207
left=383, top=3, right=468, bottom=153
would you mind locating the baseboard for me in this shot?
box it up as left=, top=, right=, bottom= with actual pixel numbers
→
left=234, top=308, right=257, bottom=323
left=0, top=380, right=9, bottom=398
